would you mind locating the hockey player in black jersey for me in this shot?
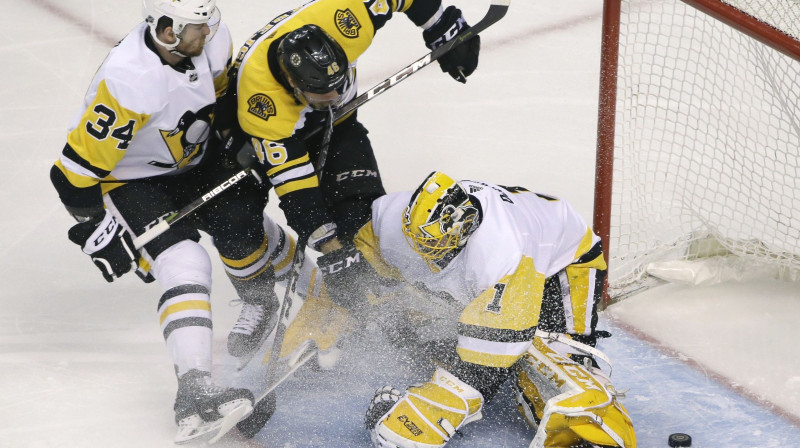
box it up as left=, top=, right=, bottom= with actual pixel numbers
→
left=217, top=0, right=481, bottom=258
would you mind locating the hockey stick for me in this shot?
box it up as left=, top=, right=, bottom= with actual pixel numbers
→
left=131, top=168, right=254, bottom=249
left=309, top=0, right=511, bottom=144
left=131, top=0, right=509, bottom=249
left=234, top=238, right=307, bottom=439
left=234, top=0, right=511, bottom=438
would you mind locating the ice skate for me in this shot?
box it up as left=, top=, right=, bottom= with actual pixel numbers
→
left=227, top=290, right=279, bottom=359
left=173, top=369, right=254, bottom=445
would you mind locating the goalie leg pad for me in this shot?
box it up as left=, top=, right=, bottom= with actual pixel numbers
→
left=516, top=336, right=636, bottom=448
left=369, top=368, right=484, bottom=448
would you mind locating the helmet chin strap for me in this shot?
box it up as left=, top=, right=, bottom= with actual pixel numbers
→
left=291, top=87, right=307, bottom=106
left=150, top=30, right=189, bottom=58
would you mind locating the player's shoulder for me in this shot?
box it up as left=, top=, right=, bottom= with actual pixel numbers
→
left=296, top=0, right=378, bottom=44
left=97, top=23, right=169, bottom=109
left=372, top=191, right=413, bottom=222
left=105, top=23, right=162, bottom=76
left=459, top=180, right=517, bottom=206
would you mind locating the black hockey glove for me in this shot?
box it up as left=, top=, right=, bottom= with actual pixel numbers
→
left=68, top=210, right=139, bottom=283
left=317, top=245, right=380, bottom=311
left=423, top=6, right=481, bottom=84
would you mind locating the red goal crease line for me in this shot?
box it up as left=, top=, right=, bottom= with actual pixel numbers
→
left=608, top=315, right=800, bottom=430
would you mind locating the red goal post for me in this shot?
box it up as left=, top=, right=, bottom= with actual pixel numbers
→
left=594, top=0, right=800, bottom=305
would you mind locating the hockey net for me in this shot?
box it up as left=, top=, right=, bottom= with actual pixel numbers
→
left=595, top=0, right=800, bottom=301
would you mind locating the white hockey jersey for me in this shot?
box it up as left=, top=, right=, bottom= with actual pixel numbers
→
left=355, top=180, right=605, bottom=368
left=56, top=21, right=233, bottom=190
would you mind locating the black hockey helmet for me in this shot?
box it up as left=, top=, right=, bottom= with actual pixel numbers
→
left=277, top=24, right=350, bottom=94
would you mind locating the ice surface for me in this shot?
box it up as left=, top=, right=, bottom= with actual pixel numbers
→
left=2, top=1, right=798, bottom=447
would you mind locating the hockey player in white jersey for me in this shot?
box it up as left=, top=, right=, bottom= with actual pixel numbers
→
left=318, top=172, right=636, bottom=448
left=48, top=0, right=312, bottom=443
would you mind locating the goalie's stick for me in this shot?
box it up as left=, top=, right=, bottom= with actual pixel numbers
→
left=132, top=0, right=509, bottom=249
left=233, top=237, right=307, bottom=439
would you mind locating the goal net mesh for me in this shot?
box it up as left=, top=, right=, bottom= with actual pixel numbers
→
left=607, top=0, right=800, bottom=297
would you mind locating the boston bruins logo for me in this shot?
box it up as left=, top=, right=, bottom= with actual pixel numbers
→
left=247, top=93, right=277, bottom=121
left=335, top=9, right=361, bottom=38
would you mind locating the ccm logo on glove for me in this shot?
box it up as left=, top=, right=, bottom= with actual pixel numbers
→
left=319, top=250, right=363, bottom=274
left=68, top=210, right=140, bottom=283
left=84, top=215, right=122, bottom=253
left=426, top=14, right=467, bottom=50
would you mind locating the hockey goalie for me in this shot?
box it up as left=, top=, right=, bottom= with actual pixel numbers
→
left=316, top=171, right=636, bottom=447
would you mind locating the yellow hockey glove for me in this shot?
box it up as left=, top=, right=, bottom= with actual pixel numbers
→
left=367, top=368, right=484, bottom=448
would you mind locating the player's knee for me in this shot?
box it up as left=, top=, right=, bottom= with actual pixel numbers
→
left=151, top=240, right=213, bottom=291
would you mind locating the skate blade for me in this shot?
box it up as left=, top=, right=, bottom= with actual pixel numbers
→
left=207, top=402, right=254, bottom=444
left=235, top=350, right=259, bottom=371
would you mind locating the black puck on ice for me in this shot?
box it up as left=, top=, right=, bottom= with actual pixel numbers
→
left=668, top=432, right=692, bottom=447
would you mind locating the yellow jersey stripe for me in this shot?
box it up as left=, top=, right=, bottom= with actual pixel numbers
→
left=456, top=345, right=524, bottom=369
left=274, top=176, right=319, bottom=196
left=266, top=153, right=312, bottom=177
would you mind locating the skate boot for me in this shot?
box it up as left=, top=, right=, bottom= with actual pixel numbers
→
left=227, top=290, right=279, bottom=358
left=173, top=369, right=254, bottom=444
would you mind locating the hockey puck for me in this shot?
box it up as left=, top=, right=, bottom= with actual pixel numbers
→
left=668, top=432, right=692, bottom=447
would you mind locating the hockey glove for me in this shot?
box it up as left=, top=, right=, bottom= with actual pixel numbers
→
left=317, top=245, right=379, bottom=311
left=68, top=210, right=139, bottom=282
left=307, top=222, right=338, bottom=253
left=423, top=6, right=481, bottom=83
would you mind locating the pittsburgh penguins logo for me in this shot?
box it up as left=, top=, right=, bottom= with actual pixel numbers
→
left=151, top=104, right=213, bottom=169
left=334, top=9, right=361, bottom=38
left=247, top=93, right=277, bottom=121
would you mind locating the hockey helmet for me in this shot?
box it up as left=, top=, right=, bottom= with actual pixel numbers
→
left=277, top=25, right=354, bottom=109
left=403, top=172, right=482, bottom=271
left=142, top=0, right=220, bottom=54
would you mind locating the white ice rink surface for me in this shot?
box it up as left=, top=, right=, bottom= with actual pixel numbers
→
left=2, top=1, right=799, bottom=447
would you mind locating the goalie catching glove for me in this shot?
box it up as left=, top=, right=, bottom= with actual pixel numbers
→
left=423, top=6, right=481, bottom=83
left=365, top=368, right=484, bottom=448
left=68, top=210, right=139, bottom=282
left=514, top=333, right=636, bottom=448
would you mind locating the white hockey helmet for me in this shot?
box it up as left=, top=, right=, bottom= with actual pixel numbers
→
left=142, top=0, right=221, bottom=54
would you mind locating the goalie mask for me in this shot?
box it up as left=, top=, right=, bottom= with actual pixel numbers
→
left=142, top=0, right=221, bottom=56
left=403, top=172, right=481, bottom=271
